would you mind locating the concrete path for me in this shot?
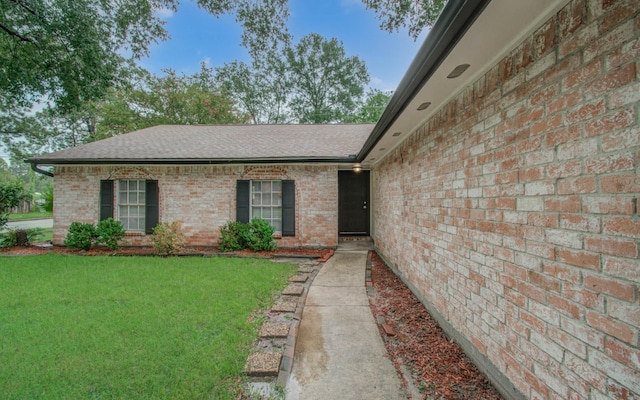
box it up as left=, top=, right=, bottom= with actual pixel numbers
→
left=286, top=241, right=406, bottom=400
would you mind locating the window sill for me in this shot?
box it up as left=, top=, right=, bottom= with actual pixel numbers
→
left=125, top=231, right=145, bottom=237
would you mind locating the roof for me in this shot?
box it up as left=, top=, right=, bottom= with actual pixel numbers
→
left=28, top=124, right=374, bottom=164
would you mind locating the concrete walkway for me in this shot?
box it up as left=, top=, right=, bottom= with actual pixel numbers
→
left=286, top=241, right=406, bottom=399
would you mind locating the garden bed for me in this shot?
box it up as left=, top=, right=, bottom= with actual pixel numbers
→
left=368, top=251, right=503, bottom=399
left=0, top=243, right=333, bottom=259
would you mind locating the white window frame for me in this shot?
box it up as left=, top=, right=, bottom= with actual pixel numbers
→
left=117, top=179, right=146, bottom=232
left=250, top=180, right=283, bottom=234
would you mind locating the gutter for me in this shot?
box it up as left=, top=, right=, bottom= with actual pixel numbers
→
left=26, top=155, right=360, bottom=176
left=357, top=0, right=491, bottom=161
left=29, top=163, right=54, bottom=178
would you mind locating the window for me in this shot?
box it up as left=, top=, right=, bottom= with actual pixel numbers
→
left=117, top=180, right=146, bottom=231
left=237, top=180, right=295, bottom=236
left=100, top=180, right=159, bottom=234
left=251, top=180, right=282, bottom=233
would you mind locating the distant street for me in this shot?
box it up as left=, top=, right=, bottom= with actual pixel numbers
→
left=6, top=219, right=53, bottom=230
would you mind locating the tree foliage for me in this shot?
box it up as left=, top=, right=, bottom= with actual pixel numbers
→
left=0, top=0, right=173, bottom=112
left=285, top=33, right=369, bottom=123
left=96, top=63, right=244, bottom=138
left=362, top=0, right=447, bottom=39
left=0, top=0, right=290, bottom=112
left=216, top=56, right=289, bottom=124
left=348, top=89, right=392, bottom=123
left=0, top=180, right=30, bottom=230
left=1, top=104, right=99, bottom=162
left=218, top=33, right=371, bottom=124
left=1, top=64, right=244, bottom=165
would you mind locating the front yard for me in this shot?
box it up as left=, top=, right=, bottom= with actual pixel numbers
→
left=0, top=254, right=296, bottom=399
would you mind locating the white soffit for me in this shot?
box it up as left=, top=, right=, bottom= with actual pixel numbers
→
left=367, top=0, right=571, bottom=165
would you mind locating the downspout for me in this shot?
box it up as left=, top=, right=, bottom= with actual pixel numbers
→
left=29, top=162, right=54, bottom=178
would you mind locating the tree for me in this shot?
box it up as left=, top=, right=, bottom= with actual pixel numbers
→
left=349, top=89, right=393, bottom=123
left=0, top=180, right=30, bottom=230
left=0, top=0, right=289, bottom=112
left=0, top=102, right=99, bottom=164
left=96, top=63, right=245, bottom=138
left=216, top=56, right=290, bottom=124
left=285, top=33, right=369, bottom=123
left=362, top=0, right=447, bottom=39
left=0, top=159, right=11, bottom=183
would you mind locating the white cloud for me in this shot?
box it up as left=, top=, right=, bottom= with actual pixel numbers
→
left=370, top=76, right=397, bottom=92
left=154, top=8, right=175, bottom=19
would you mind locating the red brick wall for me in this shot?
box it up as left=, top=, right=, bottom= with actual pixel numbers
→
left=372, top=0, right=639, bottom=398
left=53, top=164, right=338, bottom=248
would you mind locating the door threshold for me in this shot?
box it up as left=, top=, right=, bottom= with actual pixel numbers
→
left=339, top=236, right=372, bottom=242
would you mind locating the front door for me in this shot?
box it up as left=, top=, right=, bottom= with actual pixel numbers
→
left=338, top=170, right=370, bottom=235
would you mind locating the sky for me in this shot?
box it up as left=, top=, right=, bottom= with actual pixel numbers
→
left=1, top=0, right=428, bottom=164
left=138, top=0, right=427, bottom=91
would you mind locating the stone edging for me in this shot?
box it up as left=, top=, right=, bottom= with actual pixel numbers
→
left=244, top=252, right=332, bottom=396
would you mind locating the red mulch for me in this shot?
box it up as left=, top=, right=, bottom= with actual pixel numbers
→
left=368, top=251, right=503, bottom=400
left=0, top=244, right=333, bottom=260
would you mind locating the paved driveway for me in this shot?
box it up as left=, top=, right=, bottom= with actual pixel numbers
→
left=5, top=219, right=53, bottom=230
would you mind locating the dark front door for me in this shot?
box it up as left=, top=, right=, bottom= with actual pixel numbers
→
left=338, top=170, right=370, bottom=235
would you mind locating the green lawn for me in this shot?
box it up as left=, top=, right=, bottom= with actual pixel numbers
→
left=38, top=227, right=53, bottom=242
left=8, top=211, right=53, bottom=221
left=0, top=254, right=296, bottom=399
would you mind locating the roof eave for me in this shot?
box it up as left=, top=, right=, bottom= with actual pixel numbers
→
left=357, top=0, right=491, bottom=161
left=26, top=156, right=358, bottom=166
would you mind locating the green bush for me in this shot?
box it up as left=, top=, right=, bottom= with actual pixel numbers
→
left=218, top=219, right=276, bottom=252
left=218, top=221, right=248, bottom=252
left=42, top=184, right=54, bottom=213
left=150, top=221, right=185, bottom=255
left=64, top=222, right=98, bottom=250
left=0, top=228, right=43, bottom=248
left=244, top=218, right=277, bottom=251
left=96, top=218, right=126, bottom=250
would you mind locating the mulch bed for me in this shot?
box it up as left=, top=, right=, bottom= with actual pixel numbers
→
left=0, top=244, right=333, bottom=260
left=368, top=251, right=503, bottom=400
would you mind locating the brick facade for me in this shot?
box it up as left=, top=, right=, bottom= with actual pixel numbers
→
left=372, top=0, right=639, bottom=398
left=53, top=164, right=339, bottom=248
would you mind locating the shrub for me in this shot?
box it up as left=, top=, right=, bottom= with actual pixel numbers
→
left=218, top=219, right=276, bottom=252
left=218, top=221, right=247, bottom=252
left=64, top=222, right=98, bottom=250
left=151, top=221, right=185, bottom=255
left=96, top=218, right=126, bottom=250
left=42, top=184, right=54, bottom=213
left=0, top=228, right=43, bottom=248
left=244, top=218, right=277, bottom=251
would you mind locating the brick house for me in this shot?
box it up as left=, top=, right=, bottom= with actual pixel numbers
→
left=28, top=0, right=639, bottom=398
left=29, top=124, right=374, bottom=247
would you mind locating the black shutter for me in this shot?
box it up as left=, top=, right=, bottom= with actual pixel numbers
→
left=99, top=180, right=114, bottom=221
left=236, top=180, right=250, bottom=223
left=282, top=180, right=295, bottom=236
left=145, top=180, right=159, bottom=234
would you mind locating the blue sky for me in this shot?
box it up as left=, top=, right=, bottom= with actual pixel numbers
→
left=138, top=0, right=427, bottom=91
left=2, top=1, right=428, bottom=164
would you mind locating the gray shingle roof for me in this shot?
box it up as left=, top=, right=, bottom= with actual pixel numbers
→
left=28, top=124, right=375, bottom=164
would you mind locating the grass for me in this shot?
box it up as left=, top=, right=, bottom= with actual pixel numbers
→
left=38, top=227, right=53, bottom=242
left=8, top=211, right=53, bottom=221
left=0, top=254, right=297, bottom=399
